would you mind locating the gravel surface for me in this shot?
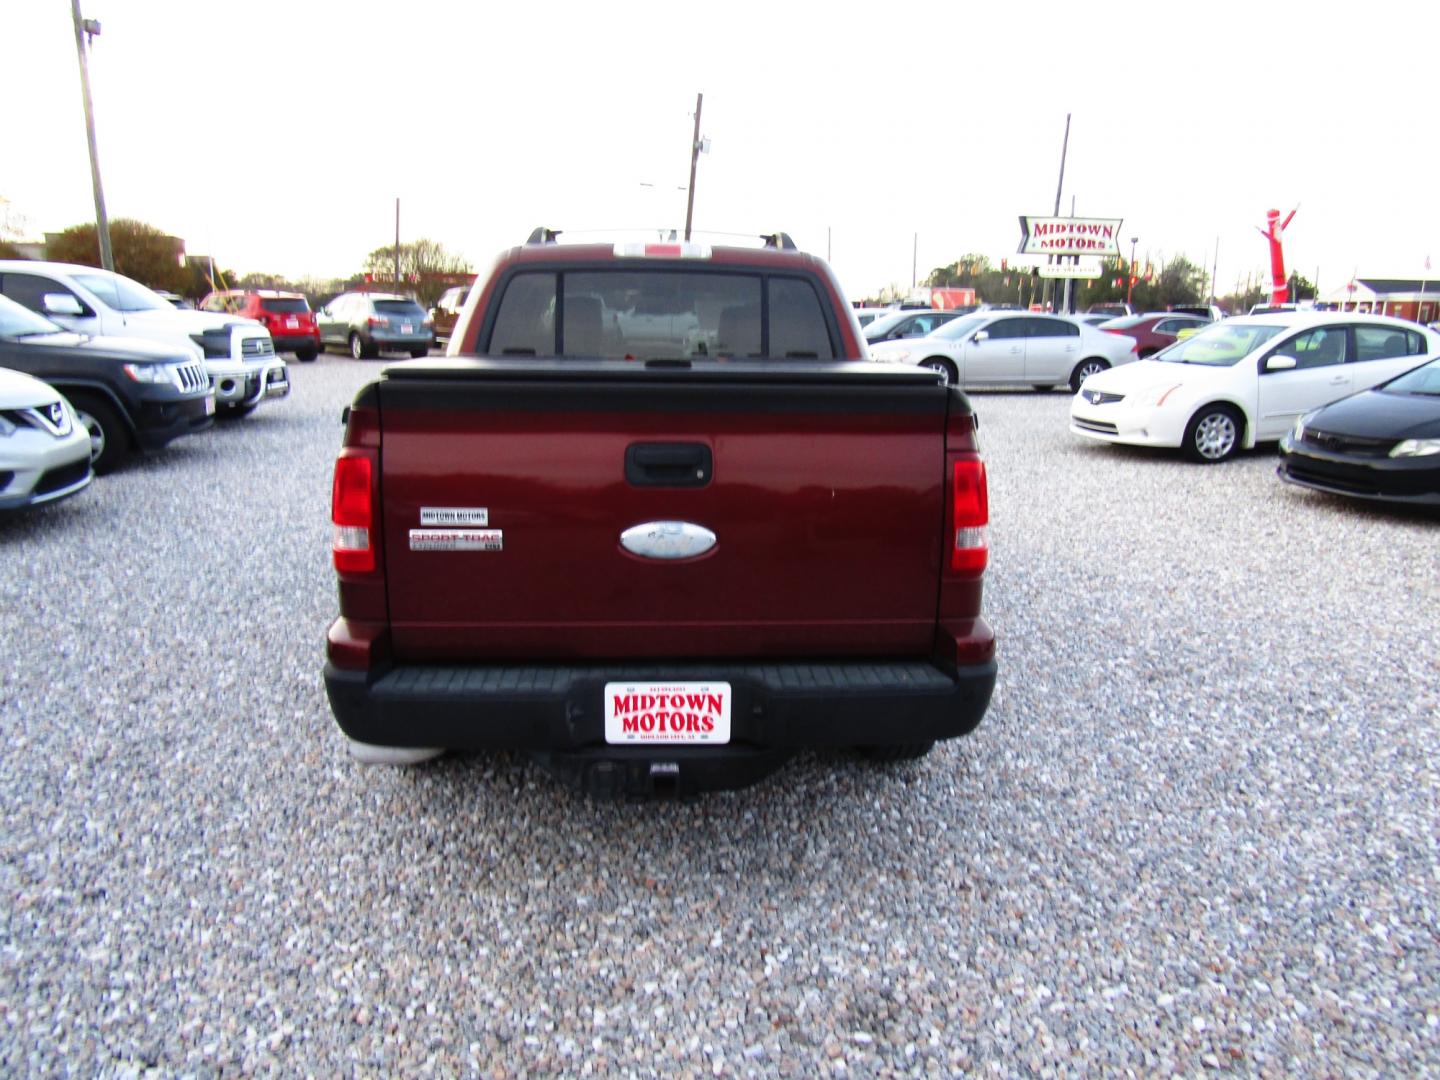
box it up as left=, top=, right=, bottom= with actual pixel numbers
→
left=2, top=356, right=1437, bottom=1076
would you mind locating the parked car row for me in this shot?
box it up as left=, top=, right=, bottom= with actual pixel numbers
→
left=0, top=259, right=297, bottom=514
left=0, top=261, right=290, bottom=417
left=863, top=304, right=1438, bottom=505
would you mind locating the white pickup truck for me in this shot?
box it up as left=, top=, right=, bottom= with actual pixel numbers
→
left=0, top=260, right=289, bottom=416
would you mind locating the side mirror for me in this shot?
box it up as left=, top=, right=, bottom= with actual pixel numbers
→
left=1265, top=354, right=1298, bottom=372
left=42, top=293, right=85, bottom=317
left=972, top=329, right=990, bottom=343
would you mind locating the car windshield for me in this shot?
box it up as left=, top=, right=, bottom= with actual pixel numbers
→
left=0, top=294, right=64, bottom=337
left=1380, top=355, right=1440, bottom=396
left=931, top=314, right=990, bottom=341
left=73, top=272, right=171, bottom=312
left=374, top=300, right=425, bottom=317
left=1155, top=322, right=1284, bottom=366
left=864, top=311, right=912, bottom=336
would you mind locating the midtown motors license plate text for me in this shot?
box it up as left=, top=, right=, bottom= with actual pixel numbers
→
left=604, top=682, right=732, bottom=745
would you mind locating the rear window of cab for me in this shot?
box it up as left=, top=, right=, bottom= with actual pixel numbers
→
left=485, top=269, right=837, bottom=361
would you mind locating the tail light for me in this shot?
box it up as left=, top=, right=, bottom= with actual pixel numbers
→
left=367, top=316, right=389, bottom=328
left=950, top=459, right=988, bottom=575
left=332, top=452, right=375, bottom=574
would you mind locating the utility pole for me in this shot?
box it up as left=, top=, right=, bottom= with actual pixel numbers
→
left=1046, top=112, right=1071, bottom=312
left=1211, top=236, right=1220, bottom=304
left=683, top=93, right=703, bottom=241
left=71, top=0, right=112, bottom=271
left=393, top=197, right=400, bottom=290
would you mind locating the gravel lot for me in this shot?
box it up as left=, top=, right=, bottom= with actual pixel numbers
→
left=2, top=354, right=1437, bottom=1076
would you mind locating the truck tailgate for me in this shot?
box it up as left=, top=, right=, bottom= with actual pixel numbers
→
left=376, top=361, right=948, bottom=662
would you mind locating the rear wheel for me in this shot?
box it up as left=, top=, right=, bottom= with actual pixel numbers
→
left=1183, top=404, right=1242, bottom=463
left=410, top=347, right=429, bottom=359
left=69, top=394, right=128, bottom=474
left=349, top=333, right=375, bottom=360
left=1069, top=357, right=1109, bottom=393
left=920, top=356, right=957, bottom=386
left=296, top=346, right=318, bottom=362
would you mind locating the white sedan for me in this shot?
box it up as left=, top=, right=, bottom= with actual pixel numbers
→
left=1070, top=312, right=1440, bottom=462
left=869, top=311, right=1138, bottom=392
left=0, top=366, right=93, bottom=511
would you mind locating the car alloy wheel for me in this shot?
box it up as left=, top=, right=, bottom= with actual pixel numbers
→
left=1186, top=406, right=1240, bottom=463
left=1069, top=359, right=1109, bottom=393
left=350, top=333, right=365, bottom=360
left=921, top=357, right=956, bottom=386
left=69, top=394, right=126, bottom=474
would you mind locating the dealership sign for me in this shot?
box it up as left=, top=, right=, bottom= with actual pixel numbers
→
left=1019, top=217, right=1124, bottom=257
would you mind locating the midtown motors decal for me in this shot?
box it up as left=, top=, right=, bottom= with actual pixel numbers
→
left=604, top=682, right=732, bottom=745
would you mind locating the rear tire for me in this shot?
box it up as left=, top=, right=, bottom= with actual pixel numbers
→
left=920, top=356, right=957, bottom=386
left=1069, top=358, right=1109, bottom=393
left=858, top=742, right=935, bottom=762
left=69, top=394, right=128, bottom=475
left=296, top=346, right=318, bottom=362
left=1183, top=404, right=1242, bottom=463
left=349, top=333, right=375, bottom=360
left=409, top=347, right=429, bottom=359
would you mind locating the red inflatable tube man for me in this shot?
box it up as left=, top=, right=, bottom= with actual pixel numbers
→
left=1259, top=208, right=1297, bottom=304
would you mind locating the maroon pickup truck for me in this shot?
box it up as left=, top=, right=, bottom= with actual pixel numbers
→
left=325, top=231, right=995, bottom=796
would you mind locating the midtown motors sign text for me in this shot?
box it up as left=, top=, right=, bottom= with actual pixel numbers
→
left=1018, top=217, right=1124, bottom=257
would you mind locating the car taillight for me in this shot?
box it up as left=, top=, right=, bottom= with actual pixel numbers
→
left=368, top=316, right=389, bottom=327
left=950, top=459, right=988, bottom=575
left=332, top=453, right=375, bottom=574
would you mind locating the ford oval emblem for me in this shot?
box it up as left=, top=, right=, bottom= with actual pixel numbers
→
left=620, top=521, right=717, bottom=560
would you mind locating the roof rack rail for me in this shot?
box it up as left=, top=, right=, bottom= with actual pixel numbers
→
left=526, top=227, right=562, bottom=245
left=760, top=232, right=797, bottom=250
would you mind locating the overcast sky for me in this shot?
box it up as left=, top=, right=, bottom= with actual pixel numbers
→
left=4, top=0, right=1436, bottom=301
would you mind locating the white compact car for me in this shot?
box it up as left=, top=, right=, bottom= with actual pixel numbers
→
left=0, top=261, right=288, bottom=416
left=0, top=366, right=92, bottom=511
left=869, top=310, right=1138, bottom=391
left=1070, top=312, right=1439, bottom=462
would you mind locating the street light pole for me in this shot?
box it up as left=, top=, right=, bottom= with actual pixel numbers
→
left=683, top=92, right=703, bottom=242
left=71, top=0, right=112, bottom=271
left=1126, top=236, right=1138, bottom=307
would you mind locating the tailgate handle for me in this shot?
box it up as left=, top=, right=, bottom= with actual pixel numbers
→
left=626, top=443, right=712, bottom=487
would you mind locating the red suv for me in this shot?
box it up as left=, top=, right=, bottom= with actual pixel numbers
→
left=200, top=290, right=321, bottom=362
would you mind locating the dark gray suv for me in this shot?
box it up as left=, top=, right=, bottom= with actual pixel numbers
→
left=316, top=292, right=434, bottom=359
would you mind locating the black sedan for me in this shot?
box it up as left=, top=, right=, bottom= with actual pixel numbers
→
left=1278, top=354, right=1440, bottom=507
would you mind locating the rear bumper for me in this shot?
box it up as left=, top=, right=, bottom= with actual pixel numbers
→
left=325, top=656, right=996, bottom=794
left=270, top=333, right=320, bottom=353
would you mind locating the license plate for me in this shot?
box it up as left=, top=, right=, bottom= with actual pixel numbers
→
left=285, top=317, right=299, bottom=329
left=604, top=681, right=732, bottom=745
left=401, top=323, right=413, bottom=334
left=204, top=395, right=216, bottom=416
